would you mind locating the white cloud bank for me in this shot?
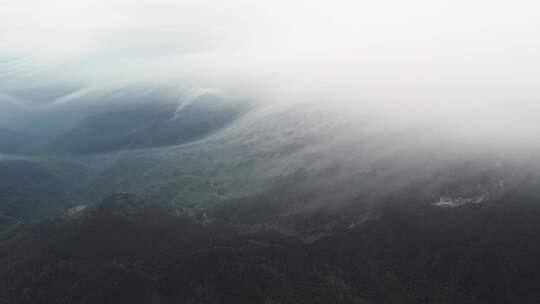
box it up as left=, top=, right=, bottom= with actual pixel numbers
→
left=1, top=0, right=540, bottom=148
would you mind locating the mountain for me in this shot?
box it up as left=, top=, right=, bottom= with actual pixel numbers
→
left=0, top=96, right=540, bottom=303
left=0, top=158, right=91, bottom=219
left=47, top=93, right=249, bottom=154
left=76, top=101, right=534, bottom=218
left=1, top=86, right=249, bottom=153
left=2, top=100, right=537, bottom=222
left=0, top=128, right=32, bottom=153
left=0, top=193, right=539, bottom=304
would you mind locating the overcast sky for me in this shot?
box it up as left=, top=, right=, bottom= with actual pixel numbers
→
left=1, top=0, right=540, bottom=147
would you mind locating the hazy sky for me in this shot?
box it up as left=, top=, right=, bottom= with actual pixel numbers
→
left=1, top=0, right=540, bottom=146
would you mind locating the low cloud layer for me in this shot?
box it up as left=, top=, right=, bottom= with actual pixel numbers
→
left=1, top=0, right=540, bottom=149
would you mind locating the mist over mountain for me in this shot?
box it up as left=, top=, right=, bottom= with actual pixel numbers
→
left=0, top=128, right=32, bottom=153
left=2, top=0, right=540, bottom=303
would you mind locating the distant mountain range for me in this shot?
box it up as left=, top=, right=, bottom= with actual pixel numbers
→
left=0, top=128, right=31, bottom=153
left=0, top=89, right=250, bottom=219
left=1, top=91, right=540, bottom=303
left=47, top=93, right=248, bottom=154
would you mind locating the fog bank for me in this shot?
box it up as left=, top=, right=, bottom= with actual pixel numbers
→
left=1, top=0, right=540, bottom=149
